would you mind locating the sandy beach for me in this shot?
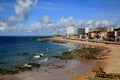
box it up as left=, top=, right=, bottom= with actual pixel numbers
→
left=49, top=37, right=120, bottom=80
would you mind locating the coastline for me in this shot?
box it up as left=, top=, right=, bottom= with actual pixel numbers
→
left=1, top=37, right=120, bottom=80
left=48, top=37, right=120, bottom=80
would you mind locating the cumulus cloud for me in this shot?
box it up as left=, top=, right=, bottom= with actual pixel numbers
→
left=0, top=22, right=7, bottom=27
left=76, top=19, right=117, bottom=28
left=0, top=14, right=119, bottom=35
left=0, top=27, right=5, bottom=31
left=40, top=15, right=53, bottom=24
left=77, top=20, right=86, bottom=27
left=9, top=0, right=38, bottom=22
left=29, top=22, right=42, bottom=32
left=59, top=17, right=74, bottom=25
left=28, top=15, right=57, bottom=32
left=95, top=20, right=101, bottom=27
left=86, top=20, right=94, bottom=26
left=94, top=20, right=116, bottom=27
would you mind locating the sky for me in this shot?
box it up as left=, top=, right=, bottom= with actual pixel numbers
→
left=0, top=0, right=120, bottom=36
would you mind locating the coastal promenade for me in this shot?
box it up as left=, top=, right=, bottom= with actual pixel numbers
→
left=49, top=37, right=120, bottom=80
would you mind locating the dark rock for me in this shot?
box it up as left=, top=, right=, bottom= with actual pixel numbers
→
left=17, top=52, right=29, bottom=56
left=0, top=68, right=19, bottom=74
left=28, top=63, right=40, bottom=68
left=0, top=63, right=41, bottom=75
left=16, top=66, right=32, bottom=72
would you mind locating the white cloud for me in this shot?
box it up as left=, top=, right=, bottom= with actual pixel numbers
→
left=0, top=27, right=5, bottom=31
left=102, top=20, right=110, bottom=26
left=29, top=22, right=41, bottom=31
left=77, top=20, right=86, bottom=27
left=40, top=15, right=53, bottom=24
left=0, top=22, right=7, bottom=27
left=27, top=15, right=56, bottom=32
left=76, top=19, right=118, bottom=28
left=0, top=14, right=119, bottom=35
left=94, top=20, right=116, bottom=27
left=60, top=17, right=74, bottom=24
left=59, top=17, right=74, bottom=27
left=87, top=20, right=94, bottom=26
left=9, top=0, right=38, bottom=22
left=95, top=20, right=101, bottom=27
left=9, top=16, right=21, bottom=22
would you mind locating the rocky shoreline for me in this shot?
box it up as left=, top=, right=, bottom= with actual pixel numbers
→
left=0, top=63, right=40, bottom=75
left=53, top=47, right=104, bottom=60
left=36, top=38, right=67, bottom=44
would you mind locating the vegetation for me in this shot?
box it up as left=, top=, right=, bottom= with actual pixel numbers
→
left=87, top=67, right=120, bottom=80
left=93, top=67, right=106, bottom=74
left=53, top=47, right=102, bottom=60
left=96, top=35, right=101, bottom=39
left=53, top=51, right=73, bottom=60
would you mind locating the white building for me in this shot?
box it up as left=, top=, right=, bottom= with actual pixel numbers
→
left=66, top=26, right=74, bottom=38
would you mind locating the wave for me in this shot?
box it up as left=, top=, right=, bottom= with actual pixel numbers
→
left=38, top=58, right=48, bottom=63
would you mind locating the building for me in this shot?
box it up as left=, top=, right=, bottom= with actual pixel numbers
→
left=66, top=26, right=74, bottom=38
left=77, top=27, right=89, bottom=39
left=77, top=27, right=85, bottom=34
left=89, top=30, right=101, bottom=39
left=89, top=27, right=112, bottom=41
left=100, top=32, right=107, bottom=41
left=115, top=27, right=120, bottom=42
left=103, top=27, right=115, bottom=41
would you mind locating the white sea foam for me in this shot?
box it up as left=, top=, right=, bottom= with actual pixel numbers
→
left=39, top=58, right=48, bottom=63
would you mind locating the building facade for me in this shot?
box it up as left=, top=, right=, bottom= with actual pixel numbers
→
left=89, top=31, right=101, bottom=39
left=89, top=27, right=113, bottom=41
left=77, top=27, right=89, bottom=39
left=115, top=28, right=120, bottom=42
left=66, top=26, right=74, bottom=38
left=103, top=27, right=115, bottom=41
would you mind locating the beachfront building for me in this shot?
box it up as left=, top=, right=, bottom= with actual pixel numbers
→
left=115, top=27, right=120, bottom=42
left=102, top=27, right=115, bottom=41
left=89, top=27, right=109, bottom=41
left=89, top=30, right=101, bottom=40
left=77, top=27, right=89, bottom=40
left=100, top=32, right=107, bottom=41
left=106, top=27, right=115, bottom=41
left=66, top=26, right=75, bottom=38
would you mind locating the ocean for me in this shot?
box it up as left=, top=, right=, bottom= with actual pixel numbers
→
left=0, top=36, right=80, bottom=70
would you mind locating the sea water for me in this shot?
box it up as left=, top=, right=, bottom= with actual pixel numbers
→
left=0, top=36, right=80, bottom=69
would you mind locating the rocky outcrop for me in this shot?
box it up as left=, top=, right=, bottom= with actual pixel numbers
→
left=0, top=63, right=41, bottom=75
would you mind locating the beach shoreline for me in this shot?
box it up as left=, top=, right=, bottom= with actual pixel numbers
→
left=48, top=37, right=120, bottom=80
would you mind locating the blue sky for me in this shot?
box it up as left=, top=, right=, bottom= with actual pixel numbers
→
left=0, top=0, right=120, bottom=36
